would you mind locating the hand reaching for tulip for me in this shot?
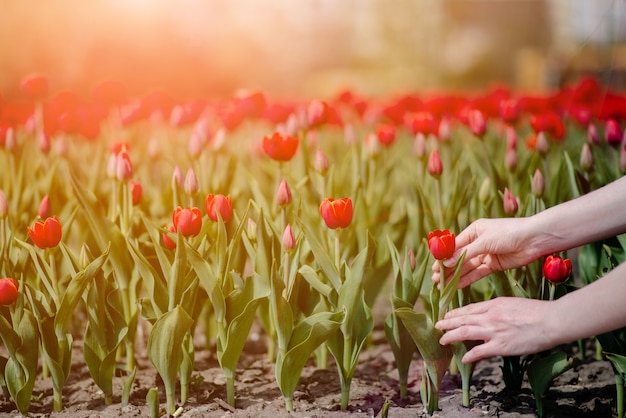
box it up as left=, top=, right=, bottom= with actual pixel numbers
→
left=431, top=217, right=543, bottom=288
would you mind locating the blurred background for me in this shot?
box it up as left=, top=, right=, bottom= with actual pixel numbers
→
left=0, top=0, right=625, bottom=100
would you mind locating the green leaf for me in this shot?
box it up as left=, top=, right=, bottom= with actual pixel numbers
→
left=527, top=351, right=575, bottom=402
left=186, top=245, right=226, bottom=323
left=55, top=244, right=110, bottom=340
left=297, top=265, right=333, bottom=298
left=297, top=215, right=342, bottom=292
left=396, top=307, right=452, bottom=401
left=2, top=309, right=38, bottom=416
left=275, top=310, right=344, bottom=401
left=147, top=306, right=194, bottom=414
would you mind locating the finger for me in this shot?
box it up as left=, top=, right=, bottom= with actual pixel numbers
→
left=462, top=341, right=496, bottom=363
left=438, top=325, right=490, bottom=346
left=441, top=301, right=490, bottom=319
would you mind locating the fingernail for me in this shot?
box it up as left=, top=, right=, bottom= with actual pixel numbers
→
left=443, top=257, right=456, bottom=268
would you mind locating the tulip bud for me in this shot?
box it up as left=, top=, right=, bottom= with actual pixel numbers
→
left=580, top=143, right=594, bottom=172
left=130, top=181, right=142, bottom=205
left=365, top=132, right=381, bottom=157
left=4, top=128, right=16, bottom=151
left=0, top=277, right=19, bottom=306
left=184, top=168, right=199, bottom=196
left=587, top=123, right=599, bottom=145
left=504, top=148, right=518, bottom=172
left=37, top=132, right=51, bottom=154
left=503, top=188, right=519, bottom=215
left=38, top=195, right=50, bottom=219
left=605, top=119, right=622, bottom=146
left=188, top=131, right=204, bottom=159
left=531, top=169, right=544, bottom=198
left=408, top=248, right=416, bottom=271
left=282, top=224, right=296, bottom=252
left=535, top=132, right=549, bottom=155
left=413, top=133, right=427, bottom=158
left=506, top=125, right=517, bottom=149
left=438, top=118, right=452, bottom=141
left=314, top=148, right=329, bottom=175
left=54, top=135, right=68, bottom=157
left=116, top=151, right=133, bottom=181
left=427, top=149, right=443, bottom=178
left=212, top=128, right=226, bottom=151
left=276, top=179, right=292, bottom=207
left=343, top=124, right=357, bottom=146
left=468, top=109, right=487, bottom=138
left=0, top=190, right=8, bottom=219
left=172, top=165, right=183, bottom=190
left=479, top=177, right=491, bottom=204
left=148, top=137, right=160, bottom=159
left=247, top=218, right=257, bottom=243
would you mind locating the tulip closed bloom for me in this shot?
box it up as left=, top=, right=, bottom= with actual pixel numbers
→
left=276, top=179, right=292, bottom=206
left=206, top=194, right=232, bottom=223
left=38, top=195, right=50, bottom=218
left=130, top=181, right=142, bottom=205
left=282, top=224, right=296, bottom=252
left=605, top=119, right=622, bottom=147
left=0, top=278, right=18, bottom=306
left=184, top=168, right=199, bottom=196
left=320, top=197, right=353, bottom=229
left=531, top=169, right=544, bottom=198
left=116, top=151, right=134, bottom=181
left=0, top=190, right=7, bottom=219
left=162, top=225, right=177, bottom=250
left=428, top=229, right=455, bottom=261
left=503, top=188, right=519, bottom=215
left=172, top=207, right=202, bottom=237
left=504, top=148, right=518, bottom=172
left=427, top=149, right=443, bottom=178
left=580, top=143, right=594, bottom=172
left=468, top=109, right=487, bottom=138
left=28, top=216, right=62, bottom=249
left=587, top=123, right=599, bottom=145
left=543, top=255, right=572, bottom=284
left=376, top=124, right=396, bottom=146
left=262, top=132, right=299, bottom=162
left=314, top=148, right=329, bottom=175
left=307, top=100, right=330, bottom=129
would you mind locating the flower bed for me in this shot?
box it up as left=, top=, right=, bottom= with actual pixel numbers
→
left=0, top=75, right=625, bottom=417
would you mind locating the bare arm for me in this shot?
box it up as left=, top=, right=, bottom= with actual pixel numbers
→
left=433, top=175, right=626, bottom=288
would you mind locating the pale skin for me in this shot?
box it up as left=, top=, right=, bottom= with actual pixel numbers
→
left=432, top=175, right=626, bottom=363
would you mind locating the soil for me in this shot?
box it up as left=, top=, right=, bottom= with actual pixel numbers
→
left=0, top=328, right=618, bottom=418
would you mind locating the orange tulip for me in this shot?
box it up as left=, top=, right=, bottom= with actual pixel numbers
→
left=28, top=216, right=62, bottom=249
left=319, top=197, right=353, bottom=229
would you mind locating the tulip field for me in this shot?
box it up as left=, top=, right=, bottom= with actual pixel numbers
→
left=1, top=74, right=626, bottom=417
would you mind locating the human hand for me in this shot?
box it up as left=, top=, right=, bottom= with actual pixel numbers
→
left=435, top=297, right=557, bottom=363
left=432, top=217, right=540, bottom=288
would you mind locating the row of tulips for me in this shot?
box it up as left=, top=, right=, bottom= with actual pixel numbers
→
left=0, top=74, right=625, bottom=417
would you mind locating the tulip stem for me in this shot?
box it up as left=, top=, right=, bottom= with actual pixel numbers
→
left=334, top=231, right=341, bottom=272
left=434, top=180, right=444, bottom=226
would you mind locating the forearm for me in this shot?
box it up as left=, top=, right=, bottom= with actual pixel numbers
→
left=528, top=176, right=626, bottom=257
left=547, top=262, right=626, bottom=347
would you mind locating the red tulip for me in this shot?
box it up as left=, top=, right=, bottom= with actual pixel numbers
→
left=205, top=194, right=232, bottom=223
left=130, top=181, right=142, bottom=205
left=38, top=195, right=50, bottom=219
left=405, top=112, right=438, bottom=137
left=314, top=148, right=329, bottom=175
left=172, top=207, right=202, bottom=237
left=21, top=74, right=49, bottom=100
left=162, top=225, right=177, bottom=250
left=376, top=124, right=396, bottom=146
left=543, top=255, right=572, bottom=284
left=319, top=197, right=353, bottom=229
left=0, top=277, right=18, bottom=306
left=605, top=119, right=622, bottom=147
left=116, top=151, right=133, bottom=181
left=499, top=99, right=520, bottom=124
left=427, top=149, right=443, bottom=178
left=468, top=109, right=487, bottom=138
left=428, top=229, right=455, bottom=261
left=262, top=132, right=299, bottom=162
left=28, top=216, right=62, bottom=249
left=307, top=100, right=330, bottom=129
